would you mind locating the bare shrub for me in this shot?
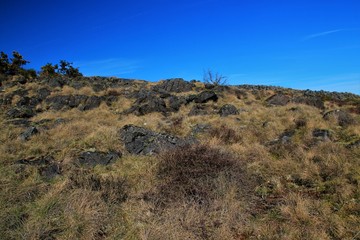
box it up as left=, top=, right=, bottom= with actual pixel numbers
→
left=209, top=124, right=242, bottom=144
left=154, top=144, right=247, bottom=207
left=203, top=69, right=227, bottom=86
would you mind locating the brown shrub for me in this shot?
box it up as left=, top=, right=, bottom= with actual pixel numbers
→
left=154, top=144, right=247, bottom=207
left=208, top=124, right=242, bottom=144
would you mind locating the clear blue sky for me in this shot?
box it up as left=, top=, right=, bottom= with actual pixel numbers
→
left=1, top=0, right=359, bottom=93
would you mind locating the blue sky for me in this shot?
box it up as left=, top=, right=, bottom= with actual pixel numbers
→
left=1, top=0, right=359, bottom=93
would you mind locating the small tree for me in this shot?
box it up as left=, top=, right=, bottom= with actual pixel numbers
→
left=40, top=60, right=82, bottom=78
left=9, top=51, right=29, bottom=75
left=40, top=63, right=58, bottom=77
left=0, top=52, right=10, bottom=75
left=58, top=60, right=82, bottom=78
left=203, top=69, right=227, bottom=86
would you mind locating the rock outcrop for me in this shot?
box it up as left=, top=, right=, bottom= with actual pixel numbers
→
left=120, top=125, right=188, bottom=155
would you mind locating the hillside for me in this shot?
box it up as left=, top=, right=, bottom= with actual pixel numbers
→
left=0, top=74, right=360, bottom=240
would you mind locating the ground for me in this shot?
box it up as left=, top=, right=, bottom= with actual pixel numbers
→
left=0, top=75, right=359, bottom=239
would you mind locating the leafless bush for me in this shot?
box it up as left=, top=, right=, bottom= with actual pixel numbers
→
left=203, top=69, right=227, bottom=86
left=155, top=144, right=246, bottom=207
left=209, top=124, right=242, bottom=144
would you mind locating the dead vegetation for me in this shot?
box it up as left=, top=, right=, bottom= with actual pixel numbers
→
left=0, top=77, right=359, bottom=239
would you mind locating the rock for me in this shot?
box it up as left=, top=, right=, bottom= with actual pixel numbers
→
left=54, top=118, right=67, bottom=125
left=45, top=95, right=72, bottom=110
left=266, top=94, right=290, bottom=106
left=268, top=129, right=295, bottom=145
left=69, top=95, right=88, bottom=108
left=153, top=78, right=195, bottom=93
left=168, top=95, right=186, bottom=112
left=292, top=95, right=324, bottom=109
left=185, top=94, right=198, bottom=104
left=323, top=109, right=354, bottom=127
left=194, top=91, right=218, bottom=103
left=6, top=119, right=31, bottom=127
left=47, top=77, right=66, bottom=88
left=126, top=93, right=168, bottom=115
left=218, top=104, right=239, bottom=117
left=312, top=129, right=331, bottom=141
left=191, top=123, right=212, bottom=135
left=16, top=155, right=54, bottom=165
left=80, top=96, right=102, bottom=111
left=19, top=126, right=39, bottom=141
left=15, top=156, right=60, bottom=179
left=189, top=104, right=210, bottom=116
left=120, top=125, right=187, bottom=155
left=39, top=163, right=61, bottom=179
left=37, top=88, right=51, bottom=100
left=77, top=151, right=121, bottom=167
left=45, top=95, right=101, bottom=111
left=279, top=129, right=296, bottom=144
left=6, top=107, right=35, bottom=119
left=234, top=89, right=248, bottom=99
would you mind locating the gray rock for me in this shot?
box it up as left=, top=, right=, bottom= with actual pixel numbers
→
left=16, top=155, right=54, bottom=165
left=77, top=151, right=121, bottom=167
left=188, top=104, right=210, bottom=116
left=120, top=125, right=188, bottom=155
left=126, top=93, right=167, bottom=115
left=153, top=78, right=195, bottom=93
left=15, top=156, right=60, bottom=179
left=194, top=91, right=218, bottom=103
left=292, top=95, right=325, bottom=109
left=266, top=94, right=290, bottom=106
left=19, top=126, right=39, bottom=141
left=191, top=123, right=212, bottom=135
left=46, top=95, right=102, bottom=111
left=218, top=104, right=239, bottom=117
left=37, top=88, right=51, bottom=100
left=6, top=107, right=35, bottom=118
left=80, top=96, right=102, bottom=111
left=39, top=163, right=61, bottom=179
left=313, top=129, right=331, bottom=141
left=323, top=109, right=354, bottom=127
left=168, top=95, right=186, bottom=112
left=6, top=119, right=31, bottom=127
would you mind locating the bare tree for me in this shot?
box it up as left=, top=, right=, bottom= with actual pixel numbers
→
left=203, top=69, right=227, bottom=86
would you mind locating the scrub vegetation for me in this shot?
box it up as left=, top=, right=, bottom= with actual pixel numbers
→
left=0, top=52, right=359, bottom=239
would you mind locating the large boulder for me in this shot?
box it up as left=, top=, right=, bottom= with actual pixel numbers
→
left=323, top=109, right=354, bottom=127
left=120, top=125, right=187, bottom=155
left=168, top=95, right=186, bottom=112
left=153, top=78, right=195, bottom=93
left=80, top=96, right=102, bottom=111
left=126, top=91, right=167, bottom=115
left=76, top=151, right=121, bottom=167
left=45, top=95, right=102, bottom=111
left=266, top=94, right=290, bottom=106
left=194, top=91, right=218, bottom=103
left=218, top=104, right=239, bottom=117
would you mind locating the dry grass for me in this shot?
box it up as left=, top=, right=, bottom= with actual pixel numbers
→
left=0, top=80, right=359, bottom=239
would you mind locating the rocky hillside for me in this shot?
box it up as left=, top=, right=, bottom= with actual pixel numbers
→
left=0, top=75, right=359, bottom=239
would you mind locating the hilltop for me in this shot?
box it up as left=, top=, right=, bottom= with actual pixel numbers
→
left=0, top=70, right=360, bottom=239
